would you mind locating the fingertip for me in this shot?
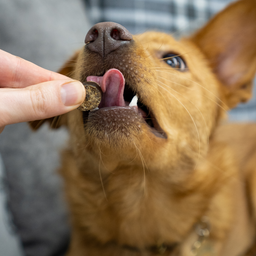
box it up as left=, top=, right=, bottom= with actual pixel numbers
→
left=61, top=80, right=86, bottom=107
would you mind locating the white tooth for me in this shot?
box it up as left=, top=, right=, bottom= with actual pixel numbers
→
left=90, top=107, right=99, bottom=112
left=129, top=95, right=138, bottom=107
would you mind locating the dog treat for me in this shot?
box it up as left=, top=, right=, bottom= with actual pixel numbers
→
left=78, top=81, right=102, bottom=111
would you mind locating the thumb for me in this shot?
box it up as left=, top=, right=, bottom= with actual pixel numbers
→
left=0, top=79, right=85, bottom=126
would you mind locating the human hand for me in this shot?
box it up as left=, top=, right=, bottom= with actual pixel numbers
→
left=0, top=50, right=85, bottom=133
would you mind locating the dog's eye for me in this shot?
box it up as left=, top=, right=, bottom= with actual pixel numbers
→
left=163, top=54, right=187, bottom=71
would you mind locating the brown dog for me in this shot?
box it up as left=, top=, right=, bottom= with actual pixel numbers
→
left=30, top=0, right=256, bottom=255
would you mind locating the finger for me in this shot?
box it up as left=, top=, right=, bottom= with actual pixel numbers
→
left=0, top=49, right=68, bottom=89
left=0, top=79, right=85, bottom=126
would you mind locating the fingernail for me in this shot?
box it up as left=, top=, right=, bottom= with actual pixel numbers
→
left=61, top=81, right=85, bottom=106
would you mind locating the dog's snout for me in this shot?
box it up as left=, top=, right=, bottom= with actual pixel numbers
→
left=85, top=22, right=133, bottom=57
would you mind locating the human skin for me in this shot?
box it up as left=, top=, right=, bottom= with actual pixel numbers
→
left=0, top=49, right=86, bottom=133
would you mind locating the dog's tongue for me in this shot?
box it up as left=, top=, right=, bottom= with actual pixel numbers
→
left=87, top=69, right=125, bottom=108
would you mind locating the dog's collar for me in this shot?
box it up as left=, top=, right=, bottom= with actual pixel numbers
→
left=191, top=216, right=211, bottom=254
left=122, top=242, right=178, bottom=254
left=120, top=217, right=211, bottom=255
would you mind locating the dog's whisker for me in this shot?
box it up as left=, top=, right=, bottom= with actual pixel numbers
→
left=158, top=80, right=208, bottom=128
left=132, top=141, right=147, bottom=196
left=159, top=80, right=210, bottom=151
left=156, top=81, right=201, bottom=157
left=151, top=63, right=226, bottom=111
left=153, top=68, right=227, bottom=111
left=157, top=74, right=196, bottom=89
left=97, top=145, right=108, bottom=200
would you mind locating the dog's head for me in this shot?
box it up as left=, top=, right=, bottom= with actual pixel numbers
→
left=30, top=0, right=256, bottom=250
left=31, top=0, right=256, bottom=174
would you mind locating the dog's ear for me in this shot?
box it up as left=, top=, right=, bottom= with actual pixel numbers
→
left=29, top=51, right=79, bottom=130
left=28, top=115, right=68, bottom=130
left=58, top=51, right=80, bottom=77
left=190, top=0, right=256, bottom=109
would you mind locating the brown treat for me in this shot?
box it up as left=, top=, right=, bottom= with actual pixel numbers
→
left=78, top=81, right=102, bottom=111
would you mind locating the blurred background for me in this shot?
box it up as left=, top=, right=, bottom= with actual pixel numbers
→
left=0, top=0, right=255, bottom=256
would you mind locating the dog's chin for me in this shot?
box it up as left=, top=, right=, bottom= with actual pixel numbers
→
left=85, top=106, right=142, bottom=139
left=83, top=106, right=167, bottom=145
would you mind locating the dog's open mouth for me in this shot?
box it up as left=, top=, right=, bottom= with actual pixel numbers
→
left=85, top=68, right=166, bottom=138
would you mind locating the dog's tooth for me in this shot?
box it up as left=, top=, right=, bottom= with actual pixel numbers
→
left=90, top=107, right=99, bottom=112
left=129, top=95, right=138, bottom=107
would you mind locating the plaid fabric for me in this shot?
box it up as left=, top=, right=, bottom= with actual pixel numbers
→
left=85, top=0, right=233, bottom=35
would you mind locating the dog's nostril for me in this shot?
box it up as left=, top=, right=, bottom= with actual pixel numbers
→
left=112, top=26, right=133, bottom=41
left=111, top=28, right=121, bottom=40
left=91, top=29, right=98, bottom=42
left=86, top=29, right=98, bottom=44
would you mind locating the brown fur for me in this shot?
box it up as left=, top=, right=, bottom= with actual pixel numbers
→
left=30, top=0, right=256, bottom=255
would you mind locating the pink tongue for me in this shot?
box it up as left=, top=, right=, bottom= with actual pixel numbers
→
left=87, top=69, right=125, bottom=108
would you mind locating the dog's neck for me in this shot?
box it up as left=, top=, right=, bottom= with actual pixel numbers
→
left=62, top=137, right=235, bottom=255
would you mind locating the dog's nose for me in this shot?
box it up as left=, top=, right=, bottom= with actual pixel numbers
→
left=85, top=22, right=133, bottom=57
